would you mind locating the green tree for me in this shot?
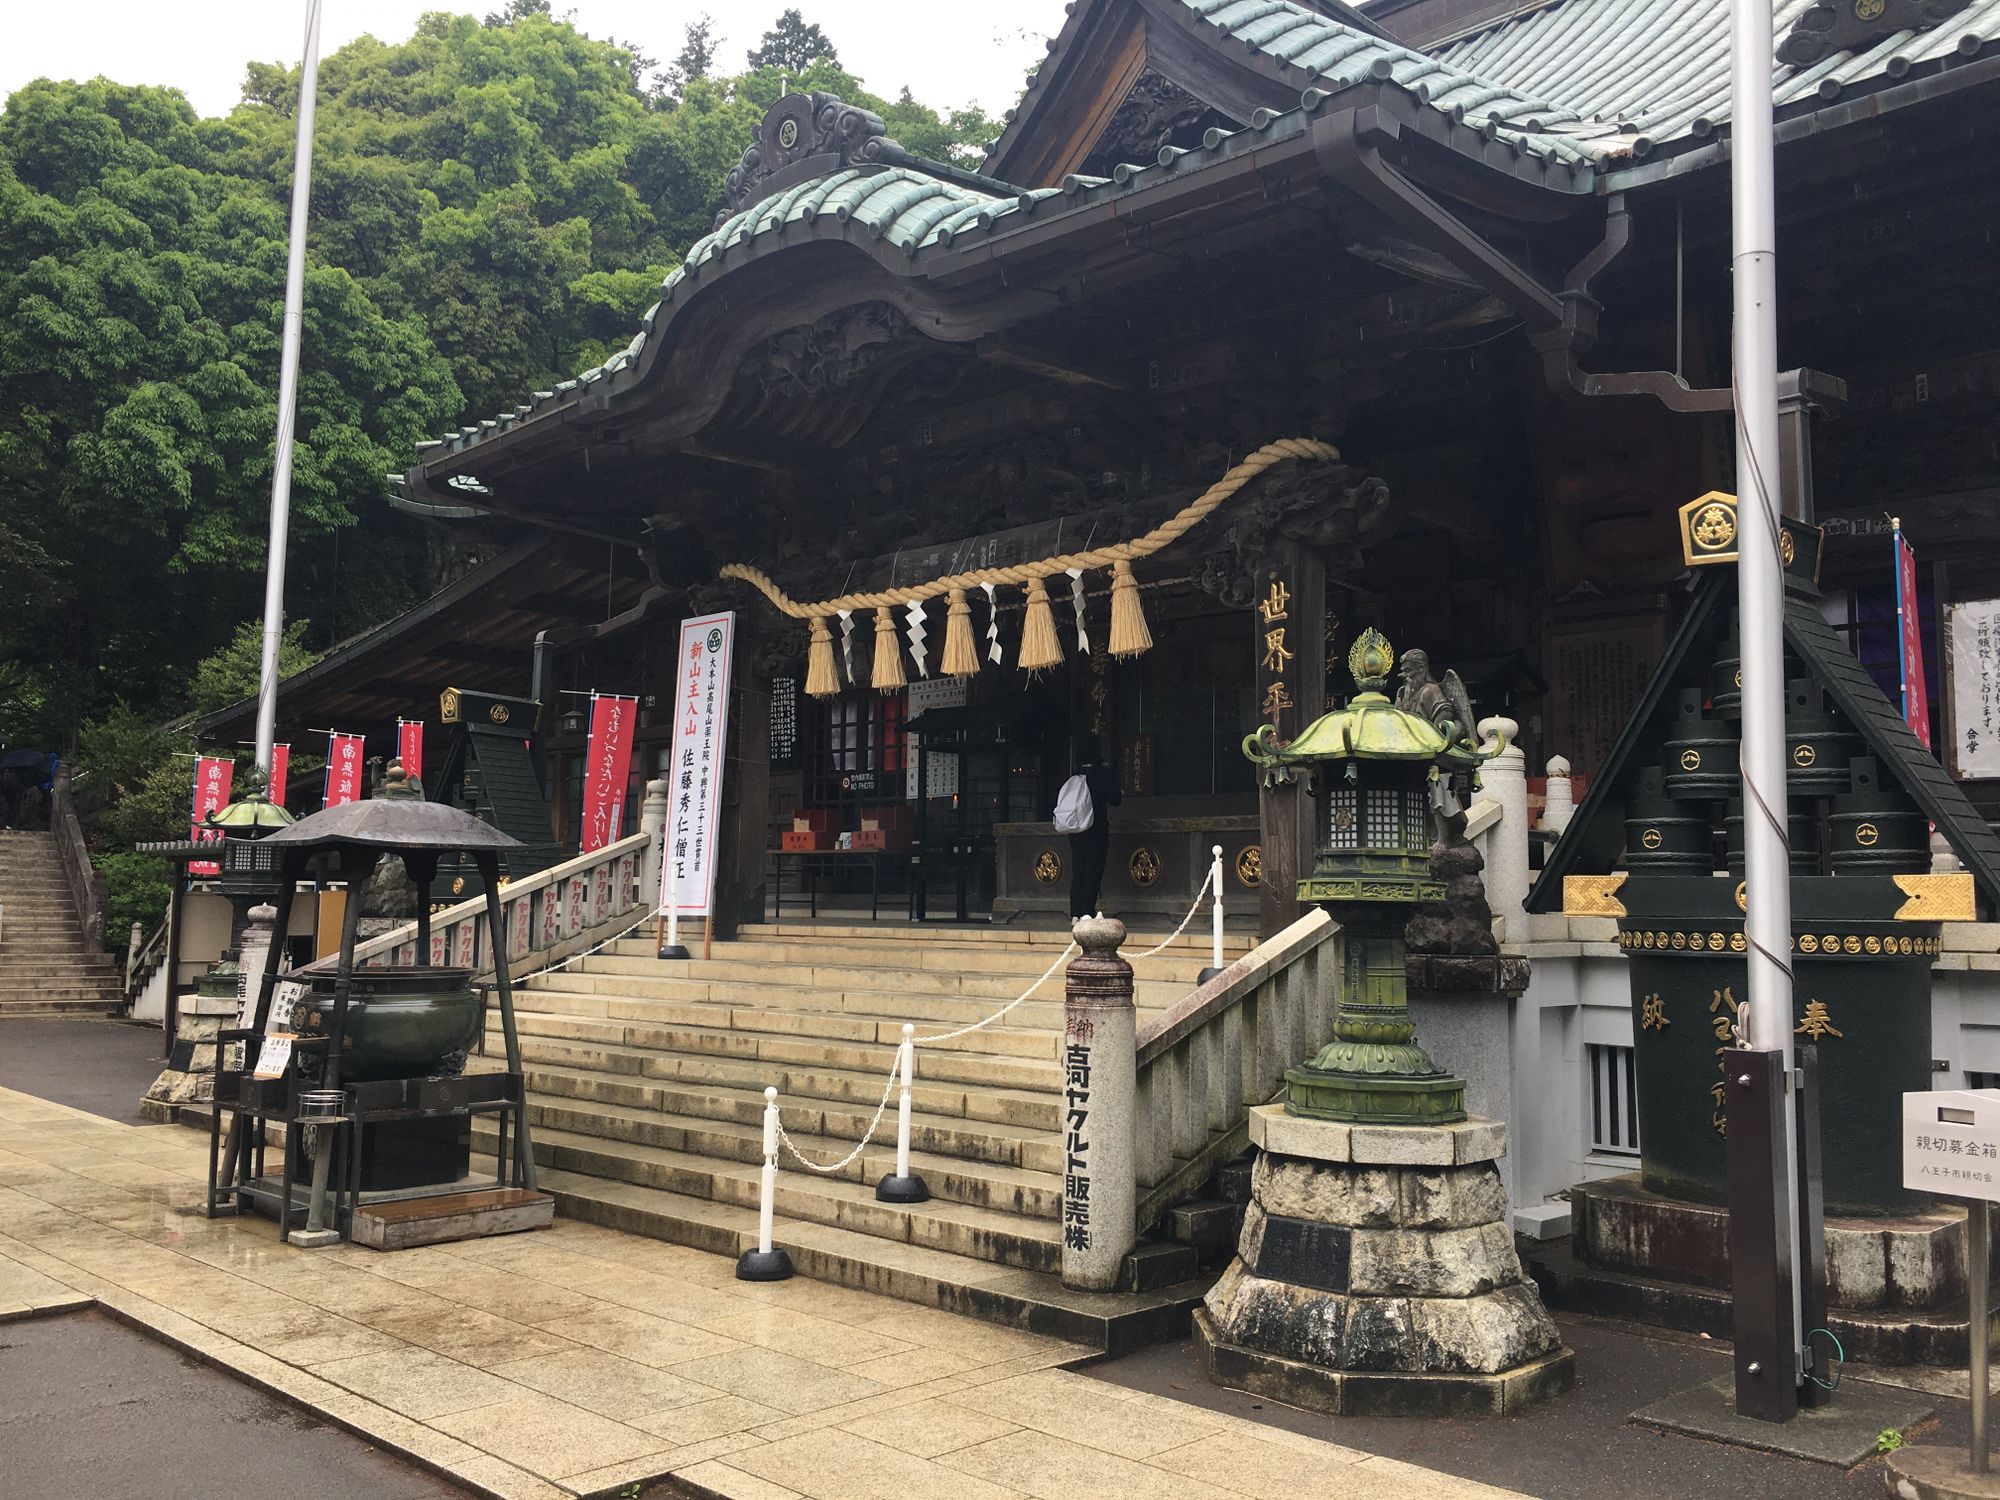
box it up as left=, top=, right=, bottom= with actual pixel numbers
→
left=747, top=9, right=840, bottom=73
left=660, top=15, right=724, bottom=105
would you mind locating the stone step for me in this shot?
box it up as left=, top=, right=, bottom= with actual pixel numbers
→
left=510, top=978, right=1099, bottom=1034
left=577, top=951, right=1198, bottom=1004
left=503, top=1053, right=1062, bottom=1137
left=510, top=1097, right=1063, bottom=1216
left=498, top=992, right=1065, bottom=1062
left=735, top=921, right=1250, bottom=956
left=490, top=1120, right=1061, bottom=1273
left=597, top=939, right=1221, bottom=984
left=531, top=965, right=1191, bottom=1011
left=0, top=999, right=119, bottom=1016
left=0, top=982, right=120, bottom=999
left=490, top=1060, right=1067, bottom=1178
left=499, top=1020, right=1060, bottom=1095
left=528, top=1163, right=1202, bottom=1351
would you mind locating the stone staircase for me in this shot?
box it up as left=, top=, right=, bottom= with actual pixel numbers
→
left=0, top=832, right=121, bottom=1016
left=472, top=920, right=1254, bottom=1347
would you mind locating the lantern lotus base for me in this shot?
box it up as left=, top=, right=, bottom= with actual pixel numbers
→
left=1285, top=1061, right=1467, bottom=1125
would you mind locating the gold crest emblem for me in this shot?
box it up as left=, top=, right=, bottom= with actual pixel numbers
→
left=1033, top=850, right=1061, bottom=885
left=1128, top=848, right=1161, bottom=887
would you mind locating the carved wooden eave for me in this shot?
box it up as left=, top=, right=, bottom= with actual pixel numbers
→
left=985, top=0, right=1396, bottom=188
left=402, top=83, right=1596, bottom=527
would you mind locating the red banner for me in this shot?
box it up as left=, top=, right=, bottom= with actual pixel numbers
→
left=580, top=694, right=638, bottom=853
left=397, top=720, right=424, bottom=786
left=268, top=743, right=289, bottom=808
left=190, top=755, right=233, bottom=876
left=1896, top=525, right=1933, bottom=750
left=323, top=732, right=365, bottom=807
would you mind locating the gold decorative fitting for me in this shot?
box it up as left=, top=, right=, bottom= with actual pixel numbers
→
left=1128, top=848, right=1162, bottom=887
left=1779, top=530, right=1797, bottom=566
left=1793, top=744, right=1817, bottom=767
left=1800, top=934, right=1820, bottom=954
left=1864, top=935, right=1882, bottom=955
left=1563, top=873, right=1628, bottom=917
left=1854, top=822, right=1880, bottom=847
left=1730, top=932, right=1747, bottom=952
left=1708, top=932, right=1726, bottom=951
left=1671, top=930, right=1686, bottom=949
left=1641, top=828, right=1664, bottom=850
left=488, top=703, right=511, bottom=725
left=1855, top=0, right=1886, bottom=18
left=1235, top=846, right=1263, bottom=888
left=1680, top=490, right=1740, bottom=566
left=1348, top=627, right=1395, bottom=692
left=1734, top=881, right=1748, bottom=912
left=451, top=876, right=465, bottom=894
left=1893, top=873, right=1977, bottom=922
left=1033, top=850, right=1061, bottom=885
left=1679, top=749, right=1702, bottom=771
left=1822, top=933, right=1840, bottom=953
left=1843, top=935, right=1863, bottom=955
left=439, top=686, right=463, bottom=723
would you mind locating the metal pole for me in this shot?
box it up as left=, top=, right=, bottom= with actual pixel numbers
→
left=1974, top=1203, right=1991, bottom=1474
left=1731, top=0, right=1802, bottom=1397
left=251, top=0, right=325, bottom=775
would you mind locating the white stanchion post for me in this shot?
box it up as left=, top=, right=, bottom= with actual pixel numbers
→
left=877, top=1024, right=930, bottom=1203
left=1199, top=844, right=1227, bottom=983
left=659, top=846, right=689, bottom=961
left=737, top=1086, right=792, bottom=1281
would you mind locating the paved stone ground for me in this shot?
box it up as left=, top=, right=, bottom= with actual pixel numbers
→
left=0, top=1085, right=1525, bottom=1500
left=1, top=1310, right=468, bottom=1498
left=0, top=1016, right=167, bottom=1124
left=1089, top=1314, right=1973, bottom=1498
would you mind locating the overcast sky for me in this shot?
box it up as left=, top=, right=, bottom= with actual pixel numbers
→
left=1, top=1, right=1070, bottom=120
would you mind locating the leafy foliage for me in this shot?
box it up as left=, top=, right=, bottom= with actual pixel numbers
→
left=1, top=8, right=1008, bottom=943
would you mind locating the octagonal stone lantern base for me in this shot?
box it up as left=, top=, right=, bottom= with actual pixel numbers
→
left=1196, top=1104, right=1575, bottom=1417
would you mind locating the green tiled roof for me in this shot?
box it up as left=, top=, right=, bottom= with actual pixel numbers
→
left=1436, top=0, right=2000, bottom=162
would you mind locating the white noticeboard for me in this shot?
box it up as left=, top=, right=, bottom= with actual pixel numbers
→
left=1902, top=1089, right=2000, bottom=1202
left=1945, top=599, right=2000, bottom=780
left=660, top=611, right=735, bottom=920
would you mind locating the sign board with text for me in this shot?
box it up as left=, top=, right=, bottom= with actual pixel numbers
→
left=659, top=612, right=735, bottom=919
left=1903, top=1089, right=2000, bottom=1203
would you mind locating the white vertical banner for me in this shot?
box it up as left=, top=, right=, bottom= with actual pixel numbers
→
left=1946, top=599, right=2000, bottom=779
left=660, top=611, right=736, bottom=919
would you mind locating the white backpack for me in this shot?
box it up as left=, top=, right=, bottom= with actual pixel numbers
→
left=1053, top=773, right=1094, bottom=834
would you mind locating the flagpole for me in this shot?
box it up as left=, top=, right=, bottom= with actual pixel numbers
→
left=1730, top=0, right=1803, bottom=1412
left=252, top=0, right=326, bottom=776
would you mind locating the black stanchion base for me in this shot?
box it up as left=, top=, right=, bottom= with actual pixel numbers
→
left=735, top=1247, right=793, bottom=1281
left=658, top=944, right=691, bottom=960
left=1197, top=966, right=1226, bottom=986
left=876, top=1173, right=931, bottom=1204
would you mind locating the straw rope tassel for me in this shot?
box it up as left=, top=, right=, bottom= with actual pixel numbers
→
left=871, top=605, right=906, bottom=692
left=720, top=438, right=1340, bottom=619
left=941, top=588, right=979, bottom=677
left=1108, top=560, right=1153, bottom=659
left=1018, top=578, right=1062, bottom=673
left=805, top=616, right=838, bottom=697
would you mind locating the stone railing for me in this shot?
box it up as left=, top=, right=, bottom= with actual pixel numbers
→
left=336, top=830, right=652, bottom=981
left=125, top=917, right=168, bottom=1008
left=1131, top=909, right=1342, bottom=1226
left=51, top=770, right=106, bottom=952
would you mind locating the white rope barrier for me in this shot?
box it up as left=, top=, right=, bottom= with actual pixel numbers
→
left=748, top=874, right=1223, bottom=1239
left=1128, top=862, right=1217, bottom=960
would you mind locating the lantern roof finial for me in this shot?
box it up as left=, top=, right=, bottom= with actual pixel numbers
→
left=1348, top=628, right=1394, bottom=694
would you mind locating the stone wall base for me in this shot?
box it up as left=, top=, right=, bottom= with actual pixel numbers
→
left=1200, top=1108, right=1573, bottom=1415
left=1194, top=1307, right=1574, bottom=1417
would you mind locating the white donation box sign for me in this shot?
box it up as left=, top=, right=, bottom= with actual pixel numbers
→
left=1903, top=1089, right=2000, bottom=1202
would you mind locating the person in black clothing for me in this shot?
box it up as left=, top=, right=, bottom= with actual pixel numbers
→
left=1067, top=733, right=1122, bottom=923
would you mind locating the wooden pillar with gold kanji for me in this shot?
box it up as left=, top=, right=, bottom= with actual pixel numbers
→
left=1253, top=540, right=1327, bottom=938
